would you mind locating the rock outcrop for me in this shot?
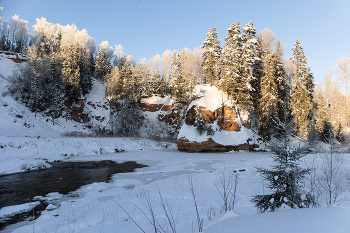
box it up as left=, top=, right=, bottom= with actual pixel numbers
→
left=177, top=85, right=258, bottom=152
left=177, top=138, right=258, bottom=152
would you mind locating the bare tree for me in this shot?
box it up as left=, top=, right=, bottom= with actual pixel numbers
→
left=317, top=133, right=349, bottom=205
left=335, top=57, right=350, bottom=106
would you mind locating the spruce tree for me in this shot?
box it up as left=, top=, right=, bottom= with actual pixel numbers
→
left=200, top=26, right=221, bottom=85
left=219, top=22, right=243, bottom=99
left=62, top=44, right=80, bottom=103
left=258, top=53, right=280, bottom=140
left=290, top=40, right=313, bottom=139
left=335, top=121, right=344, bottom=142
left=105, top=66, right=120, bottom=100
left=251, top=144, right=314, bottom=212
left=95, top=44, right=112, bottom=81
left=169, top=51, right=185, bottom=101
left=240, top=21, right=259, bottom=111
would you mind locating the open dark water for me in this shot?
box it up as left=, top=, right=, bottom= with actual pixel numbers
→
left=0, top=160, right=147, bottom=230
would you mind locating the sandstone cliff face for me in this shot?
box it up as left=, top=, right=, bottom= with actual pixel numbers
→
left=177, top=85, right=257, bottom=152
left=177, top=138, right=258, bottom=152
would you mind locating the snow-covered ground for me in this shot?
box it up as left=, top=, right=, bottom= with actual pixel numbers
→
left=1, top=54, right=350, bottom=232
left=3, top=150, right=350, bottom=233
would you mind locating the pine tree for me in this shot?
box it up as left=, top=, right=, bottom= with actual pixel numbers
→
left=315, top=93, right=334, bottom=142
left=239, top=21, right=259, bottom=111
left=274, top=40, right=288, bottom=121
left=62, top=44, right=80, bottom=103
left=290, top=40, right=313, bottom=139
left=118, top=62, right=138, bottom=100
left=251, top=144, right=314, bottom=212
left=95, top=42, right=112, bottom=81
left=335, top=121, right=344, bottom=142
left=169, top=51, right=185, bottom=101
left=105, top=66, right=120, bottom=100
left=200, top=26, right=221, bottom=85
left=219, top=22, right=243, bottom=99
left=258, top=53, right=280, bottom=140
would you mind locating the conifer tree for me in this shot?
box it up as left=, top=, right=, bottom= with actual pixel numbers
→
left=258, top=53, right=280, bottom=140
left=105, top=66, right=120, bottom=100
left=169, top=51, right=185, bottom=100
left=335, top=121, right=344, bottom=142
left=95, top=42, right=112, bottom=81
left=274, top=40, right=288, bottom=120
left=290, top=40, right=313, bottom=138
left=251, top=144, right=314, bottom=212
left=200, top=26, right=221, bottom=85
left=219, top=22, right=243, bottom=99
left=118, top=62, right=138, bottom=100
left=62, top=44, right=80, bottom=102
left=316, top=93, right=334, bottom=142
left=240, top=21, right=259, bottom=111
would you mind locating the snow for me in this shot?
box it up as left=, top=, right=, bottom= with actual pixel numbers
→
left=178, top=123, right=256, bottom=146
left=178, top=85, right=257, bottom=146
left=84, top=79, right=111, bottom=128
left=0, top=56, right=175, bottom=175
left=1, top=53, right=350, bottom=233
left=191, top=85, right=228, bottom=112
left=140, top=95, right=174, bottom=105
left=3, top=149, right=350, bottom=233
left=0, top=202, right=40, bottom=220
left=204, top=207, right=350, bottom=233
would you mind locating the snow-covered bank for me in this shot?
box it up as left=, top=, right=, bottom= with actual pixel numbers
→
left=0, top=136, right=175, bottom=175
left=205, top=207, right=350, bottom=233
left=4, top=149, right=350, bottom=233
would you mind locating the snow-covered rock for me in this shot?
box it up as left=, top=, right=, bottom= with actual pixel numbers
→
left=177, top=85, right=258, bottom=152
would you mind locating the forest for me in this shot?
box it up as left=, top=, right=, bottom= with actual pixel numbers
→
left=1, top=9, right=349, bottom=143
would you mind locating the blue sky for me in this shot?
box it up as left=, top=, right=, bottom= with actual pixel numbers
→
left=1, top=0, right=349, bottom=83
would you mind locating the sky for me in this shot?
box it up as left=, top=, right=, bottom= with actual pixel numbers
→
left=0, top=0, right=350, bottom=84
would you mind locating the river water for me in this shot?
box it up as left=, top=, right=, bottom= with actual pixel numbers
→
left=0, top=160, right=147, bottom=230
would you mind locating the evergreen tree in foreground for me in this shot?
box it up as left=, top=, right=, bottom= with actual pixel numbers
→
left=251, top=143, right=314, bottom=212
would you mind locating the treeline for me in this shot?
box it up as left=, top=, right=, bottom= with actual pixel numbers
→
left=0, top=8, right=29, bottom=53
left=3, top=7, right=346, bottom=141
left=9, top=17, right=95, bottom=119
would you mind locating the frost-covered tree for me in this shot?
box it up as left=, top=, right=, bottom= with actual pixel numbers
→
left=240, top=21, right=259, bottom=111
left=251, top=144, right=314, bottom=212
left=219, top=21, right=243, bottom=99
left=0, top=13, right=29, bottom=52
left=290, top=40, right=314, bottom=138
left=258, top=53, right=280, bottom=140
left=315, top=92, right=333, bottom=142
left=9, top=18, right=95, bottom=116
left=95, top=41, right=113, bottom=81
left=335, top=57, right=350, bottom=107
left=258, top=38, right=288, bottom=140
left=161, top=49, right=172, bottom=94
left=169, top=50, right=185, bottom=100
left=119, top=62, right=138, bottom=100
left=110, top=99, right=144, bottom=136
left=62, top=44, right=81, bottom=102
left=200, top=26, right=221, bottom=85
left=105, top=66, right=120, bottom=100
